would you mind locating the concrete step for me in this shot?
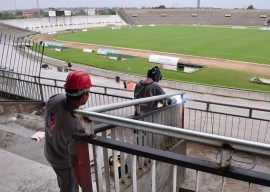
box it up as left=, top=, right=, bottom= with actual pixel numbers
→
left=0, top=113, right=58, bottom=191
left=0, top=149, right=58, bottom=192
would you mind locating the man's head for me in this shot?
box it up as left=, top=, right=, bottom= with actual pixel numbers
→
left=147, top=66, right=162, bottom=82
left=64, top=71, right=92, bottom=107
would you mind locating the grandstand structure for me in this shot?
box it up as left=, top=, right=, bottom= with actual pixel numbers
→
left=0, top=22, right=39, bottom=38
left=0, top=15, right=124, bottom=34
left=118, top=8, right=270, bottom=26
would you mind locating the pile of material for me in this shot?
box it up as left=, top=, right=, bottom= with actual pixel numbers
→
left=250, top=77, right=270, bottom=85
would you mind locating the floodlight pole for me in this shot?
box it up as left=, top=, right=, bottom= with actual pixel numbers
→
left=197, top=0, right=200, bottom=9
left=36, top=0, right=40, bottom=15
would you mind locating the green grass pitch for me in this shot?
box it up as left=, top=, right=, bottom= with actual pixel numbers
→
left=44, top=47, right=270, bottom=93
left=55, top=25, right=270, bottom=65
left=42, top=25, right=270, bottom=92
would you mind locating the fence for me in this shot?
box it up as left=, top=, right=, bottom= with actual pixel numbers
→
left=0, top=33, right=44, bottom=100
left=74, top=93, right=185, bottom=192
left=185, top=99, right=270, bottom=144
left=73, top=94, right=270, bottom=192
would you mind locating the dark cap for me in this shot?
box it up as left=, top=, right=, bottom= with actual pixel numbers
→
left=147, top=66, right=162, bottom=82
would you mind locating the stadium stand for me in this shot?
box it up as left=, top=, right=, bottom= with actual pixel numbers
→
left=117, top=9, right=136, bottom=25
left=1, top=15, right=124, bottom=34
left=118, top=9, right=270, bottom=26
left=0, top=22, right=39, bottom=38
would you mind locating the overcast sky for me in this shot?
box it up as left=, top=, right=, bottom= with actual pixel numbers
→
left=1, top=0, right=270, bottom=11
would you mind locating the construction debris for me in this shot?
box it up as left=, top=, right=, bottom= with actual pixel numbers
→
left=250, top=77, right=270, bottom=85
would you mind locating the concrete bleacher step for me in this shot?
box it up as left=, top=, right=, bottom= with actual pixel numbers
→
left=0, top=130, right=58, bottom=191
left=0, top=149, right=58, bottom=192
left=0, top=129, right=49, bottom=166
left=0, top=112, right=59, bottom=191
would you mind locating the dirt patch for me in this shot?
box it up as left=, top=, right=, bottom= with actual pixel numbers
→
left=0, top=113, right=44, bottom=132
left=0, top=130, right=16, bottom=148
left=35, top=34, right=270, bottom=76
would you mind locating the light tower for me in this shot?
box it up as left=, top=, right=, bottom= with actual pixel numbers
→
left=36, top=0, right=40, bottom=15
left=197, top=0, right=200, bottom=9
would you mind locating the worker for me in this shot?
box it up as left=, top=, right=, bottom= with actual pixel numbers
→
left=44, top=71, right=92, bottom=192
left=134, top=66, right=174, bottom=112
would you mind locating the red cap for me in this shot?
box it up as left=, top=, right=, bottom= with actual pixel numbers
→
left=64, top=71, right=92, bottom=90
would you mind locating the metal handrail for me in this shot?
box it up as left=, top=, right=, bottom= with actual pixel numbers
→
left=76, top=110, right=270, bottom=156
left=76, top=92, right=185, bottom=113
left=186, top=98, right=270, bottom=112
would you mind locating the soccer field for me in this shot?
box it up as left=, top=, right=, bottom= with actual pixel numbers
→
left=42, top=25, right=270, bottom=92
left=54, top=25, right=270, bottom=65
left=43, top=47, right=270, bottom=93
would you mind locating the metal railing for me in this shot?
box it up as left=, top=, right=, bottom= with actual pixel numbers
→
left=73, top=94, right=270, bottom=192
left=0, top=33, right=44, bottom=100
left=185, top=99, right=270, bottom=144
left=74, top=93, right=185, bottom=192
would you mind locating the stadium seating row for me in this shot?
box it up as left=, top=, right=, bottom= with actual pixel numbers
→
left=1, top=15, right=124, bottom=34
left=119, top=9, right=270, bottom=26
left=0, top=22, right=38, bottom=38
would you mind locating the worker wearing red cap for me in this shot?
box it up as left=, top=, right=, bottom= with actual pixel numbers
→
left=44, top=71, right=92, bottom=192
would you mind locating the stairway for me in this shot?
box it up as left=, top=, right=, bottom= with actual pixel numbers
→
left=0, top=112, right=59, bottom=191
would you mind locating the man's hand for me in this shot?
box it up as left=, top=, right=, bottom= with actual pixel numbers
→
left=168, top=97, right=177, bottom=105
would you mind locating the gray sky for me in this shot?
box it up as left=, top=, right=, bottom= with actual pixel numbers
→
left=1, top=0, right=270, bottom=11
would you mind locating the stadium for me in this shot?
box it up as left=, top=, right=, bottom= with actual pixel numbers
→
left=31, top=8, right=270, bottom=98
left=1, top=2, right=270, bottom=192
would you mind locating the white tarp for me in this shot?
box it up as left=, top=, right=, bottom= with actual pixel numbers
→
left=83, top=48, right=93, bottom=53
left=149, top=54, right=180, bottom=66
left=97, top=48, right=119, bottom=55
left=250, top=77, right=270, bottom=85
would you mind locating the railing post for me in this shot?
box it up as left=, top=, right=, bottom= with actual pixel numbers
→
left=37, top=42, right=44, bottom=100
left=151, top=160, right=156, bottom=192
left=181, top=103, right=185, bottom=128
left=83, top=117, right=94, bottom=136
left=195, top=170, right=200, bottom=192
left=132, top=155, right=137, bottom=192
left=73, top=140, right=92, bottom=192
left=93, top=145, right=104, bottom=192
left=206, top=101, right=210, bottom=112
left=38, top=76, right=44, bottom=101
left=135, top=104, right=140, bottom=116
left=249, top=109, right=252, bottom=118
left=220, top=144, right=232, bottom=169
left=172, top=165, right=177, bottom=192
